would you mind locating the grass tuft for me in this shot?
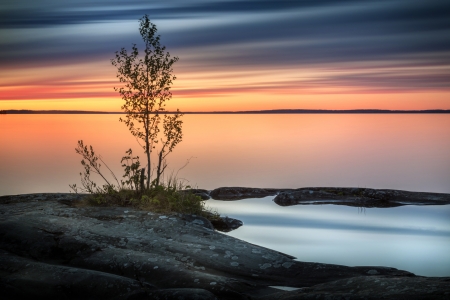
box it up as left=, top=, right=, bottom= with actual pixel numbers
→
left=78, top=176, right=217, bottom=219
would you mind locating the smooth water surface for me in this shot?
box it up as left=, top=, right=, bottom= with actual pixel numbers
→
left=206, top=197, right=450, bottom=277
left=1, top=114, right=449, bottom=195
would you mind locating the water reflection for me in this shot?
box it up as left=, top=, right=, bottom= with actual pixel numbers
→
left=1, top=114, right=449, bottom=195
left=205, top=197, right=450, bottom=277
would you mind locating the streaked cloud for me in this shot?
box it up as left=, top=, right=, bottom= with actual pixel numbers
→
left=0, top=0, right=449, bottom=110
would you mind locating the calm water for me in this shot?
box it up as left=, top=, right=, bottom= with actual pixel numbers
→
left=1, top=114, right=449, bottom=276
left=205, top=197, right=450, bottom=277
left=1, top=114, right=449, bottom=194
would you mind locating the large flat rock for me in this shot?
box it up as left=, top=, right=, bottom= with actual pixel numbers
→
left=210, top=187, right=450, bottom=207
left=274, top=187, right=450, bottom=207
left=1, top=193, right=448, bottom=299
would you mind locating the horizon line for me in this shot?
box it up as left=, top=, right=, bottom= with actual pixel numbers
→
left=1, top=108, right=450, bottom=114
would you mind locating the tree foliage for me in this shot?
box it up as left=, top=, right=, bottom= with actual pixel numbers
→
left=111, top=15, right=182, bottom=188
left=70, top=16, right=213, bottom=218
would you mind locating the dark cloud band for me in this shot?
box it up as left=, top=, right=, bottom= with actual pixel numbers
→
left=1, top=0, right=449, bottom=94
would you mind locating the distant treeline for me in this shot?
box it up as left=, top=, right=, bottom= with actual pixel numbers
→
left=0, top=110, right=118, bottom=114
left=1, top=109, right=450, bottom=114
left=181, top=109, right=450, bottom=114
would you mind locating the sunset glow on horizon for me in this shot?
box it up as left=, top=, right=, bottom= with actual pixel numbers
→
left=1, top=0, right=449, bottom=111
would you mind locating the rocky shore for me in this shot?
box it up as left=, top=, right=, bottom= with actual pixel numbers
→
left=1, top=189, right=449, bottom=299
left=208, top=187, right=450, bottom=207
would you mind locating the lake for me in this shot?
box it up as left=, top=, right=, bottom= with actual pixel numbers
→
left=1, top=114, right=449, bottom=276
left=205, top=197, right=450, bottom=277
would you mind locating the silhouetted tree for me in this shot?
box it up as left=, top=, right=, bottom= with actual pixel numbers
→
left=111, top=15, right=182, bottom=189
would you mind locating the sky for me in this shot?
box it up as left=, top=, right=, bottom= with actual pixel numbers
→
left=1, top=0, right=449, bottom=112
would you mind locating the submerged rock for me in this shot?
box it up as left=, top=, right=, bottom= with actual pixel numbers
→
left=1, top=193, right=448, bottom=299
left=209, top=216, right=243, bottom=232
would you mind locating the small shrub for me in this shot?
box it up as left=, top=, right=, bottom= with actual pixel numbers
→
left=71, top=142, right=213, bottom=217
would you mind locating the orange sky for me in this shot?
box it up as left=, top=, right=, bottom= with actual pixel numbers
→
left=1, top=58, right=449, bottom=112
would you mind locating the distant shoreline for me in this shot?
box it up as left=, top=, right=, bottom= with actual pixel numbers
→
left=2, top=109, right=450, bottom=114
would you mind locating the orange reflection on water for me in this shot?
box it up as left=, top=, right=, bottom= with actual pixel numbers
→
left=0, top=114, right=136, bottom=194
left=174, top=114, right=450, bottom=192
left=0, top=114, right=449, bottom=195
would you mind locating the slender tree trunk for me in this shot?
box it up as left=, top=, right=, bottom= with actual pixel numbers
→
left=146, top=150, right=151, bottom=189
left=144, top=107, right=151, bottom=190
left=140, top=168, right=145, bottom=192
left=146, top=136, right=151, bottom=189
left=155, top=150, right=163, bottom=187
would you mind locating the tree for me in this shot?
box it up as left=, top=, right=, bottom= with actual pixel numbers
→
left=111, top=15, right=181, bottom=189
